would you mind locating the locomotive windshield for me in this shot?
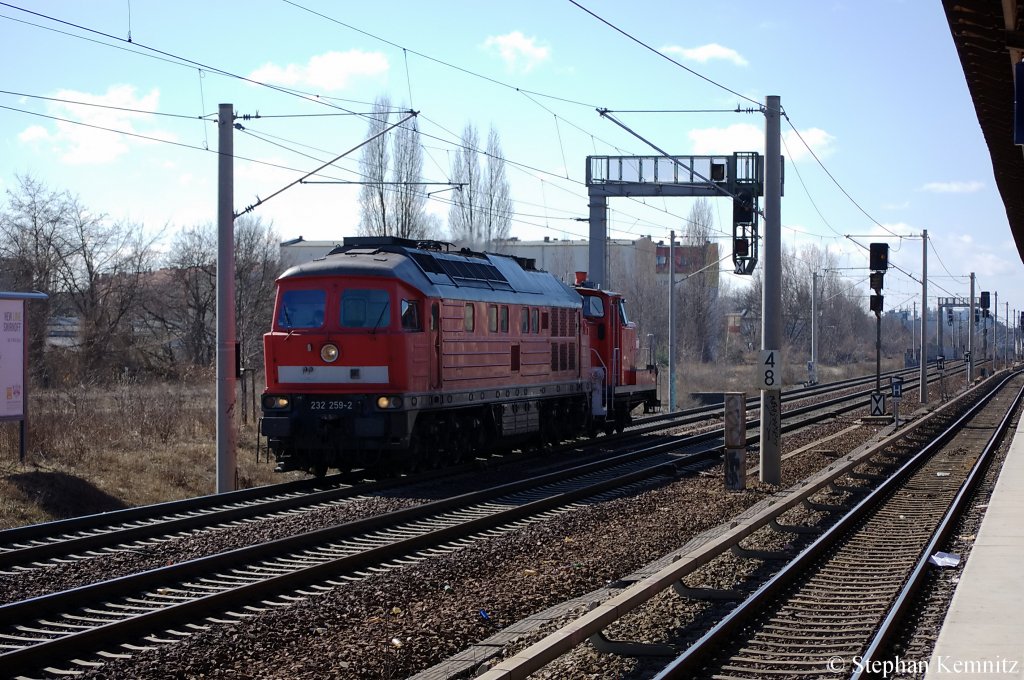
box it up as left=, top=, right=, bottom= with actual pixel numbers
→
left=583, top=296, right=605, bottom=318
left=341, top=289, right=391, bottom=329
left=277, top=289, right=326, bottom=329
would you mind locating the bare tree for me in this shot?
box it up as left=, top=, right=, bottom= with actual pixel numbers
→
left=740, top=243, right=875, bottom=366
left=448, top=123, right=483, bottom=249
left=481, top=126, right=512, bottom=250
left=0, top=175, right=71, bottom=382
left=390, top=116, right=432, bottom=239
left=233, top=215, right=280, bottom=375
left=677, top=199, right=721, bottom=362
left=357, top=95, right=392, bottom=237
left=53, top=199, right=157, bottom=380
left=356, top=96, right=437, bottom=240
left=140, top=217, right=280, bottom=379
left=140, top=225, right=217, bottom=371
left=448, top=124, right=514, bottom=251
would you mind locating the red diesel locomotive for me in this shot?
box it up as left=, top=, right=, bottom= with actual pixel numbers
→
left=260, top=237, right=659, bottom=476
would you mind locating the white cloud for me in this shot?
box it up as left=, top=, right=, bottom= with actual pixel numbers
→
left=687, top=123, right=835, bottom=161
left=18, top=125, right=49, bottom=143
left=36, top=85, right=174, bottom=165
left=482, top=31, right=550, bottom=74
left=661, top=43, right=748, bottom=66
left=249, top=50, right=389, bottom=91
left=920, top=180, right=983, bottom=193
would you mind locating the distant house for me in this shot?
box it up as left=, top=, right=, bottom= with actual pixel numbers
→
left=279, top=236, right=344, bottom=271
left=493, top=236, right=657, bottom=291
left=46, top=316, right=81, bottom=348
left=655, top=240, right=721, bottom=292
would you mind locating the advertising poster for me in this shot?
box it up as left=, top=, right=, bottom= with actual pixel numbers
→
left=0, top=299, right=25, bottom=420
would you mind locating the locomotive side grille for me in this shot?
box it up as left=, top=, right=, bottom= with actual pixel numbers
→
left=569, top=342, right=576, bottom=370
left=559, top=343, right=568, bottom=371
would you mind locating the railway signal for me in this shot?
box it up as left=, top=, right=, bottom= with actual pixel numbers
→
left=869, top=243, right=889, bottom=271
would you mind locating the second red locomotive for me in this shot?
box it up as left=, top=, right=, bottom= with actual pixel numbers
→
left=260, top=237, right=659, bottom=476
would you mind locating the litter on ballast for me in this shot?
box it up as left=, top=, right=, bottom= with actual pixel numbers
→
left=928, top=551, right=961, bottom=568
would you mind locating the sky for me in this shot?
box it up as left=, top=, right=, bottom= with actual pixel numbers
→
left=2, top=0, right=1022, bottom=325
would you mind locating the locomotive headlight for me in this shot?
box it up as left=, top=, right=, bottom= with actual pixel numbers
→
left=262, top=395, right=290, bottom=410
left=320, top=343, right=339, bottom=362
left=376, top=396, right=403, bottom=409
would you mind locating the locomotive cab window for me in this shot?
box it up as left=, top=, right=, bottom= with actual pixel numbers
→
left=341, top=289, right=391, bottom=329
left=500, top=306, right=509, bottom=332
left=583, top=296, right=605, bottom=319
left=520, top=307, right=529, bottom=333
left=277, top=289, right=326, bottom=329
left=464, top=303, right=475, bottom=332
left=617, top=299, right=630, bottom=325
left=488, top=305, right=498, bottom=333
left=401, top=299, right=422, bottom=331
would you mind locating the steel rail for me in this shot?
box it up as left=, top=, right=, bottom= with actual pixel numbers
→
left=475, top=371, right=1001, bottom=680
left=0, top=445, right=710, bottom=675
left=0, top=366, right=920, bottom=676
left=651, top=371, right=1019, bottom=679
left=850, top=378, right=1024, bottom=679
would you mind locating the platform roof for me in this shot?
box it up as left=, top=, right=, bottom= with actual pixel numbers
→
left=942, top=1, right=1024, bottom=261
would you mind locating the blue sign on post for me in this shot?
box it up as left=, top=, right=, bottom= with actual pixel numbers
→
left=891, top=377, right=903, bottom=400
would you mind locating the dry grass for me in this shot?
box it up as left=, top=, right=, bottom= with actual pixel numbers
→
left=0, top=375, right=297, bottom=530
left=668, top=356, right=906, bottom=409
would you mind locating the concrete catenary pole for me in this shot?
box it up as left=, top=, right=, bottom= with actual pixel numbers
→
left=920, top=229, right=928, bottom=403
left=995, top=291, right=999, bottom=370
left=217, top=103, right=237, bottom=493
left=668, top=230, right=676, bottom=411
left=810, top=271, right=818, bottom=385
left=760, top=95, right=782, bottom=485
left=969, top=273, right=975, bottom=382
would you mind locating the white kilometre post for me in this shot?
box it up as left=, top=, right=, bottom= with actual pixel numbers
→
left=217, top=103, right=237, bottom=493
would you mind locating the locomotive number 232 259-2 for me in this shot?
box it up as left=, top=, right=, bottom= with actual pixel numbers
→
left=309, top=400, right=358, bottom=411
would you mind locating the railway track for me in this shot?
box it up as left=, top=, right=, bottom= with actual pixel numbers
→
left=0, top=363, right=951, bottom=580
left=0, top=366, right=948, bottom=677
left=654, top=371, right=1024, bottom=679
left=0, top=438, right=713, bottom=676
left=462, top=370, right=1007, bottom=680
